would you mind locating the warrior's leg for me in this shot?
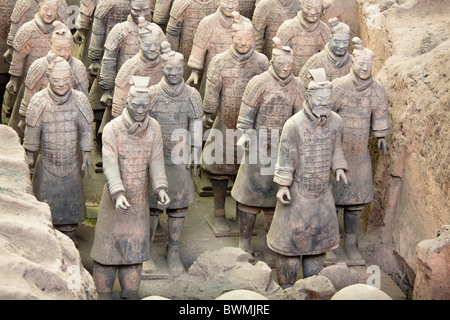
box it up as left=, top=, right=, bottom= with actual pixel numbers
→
left=55, top=224, right=79, bottom=247
left=302, top=253, right=326, bottom=278
left=92, top=261, right=117, bottom=300
left=263, top=209, right=276, bottom=263
left=237, top=202, right=258, bottom=255
left=143, top=210, right=161, bottom=272
left=118, top=263, right=143, bottom=300
left=210, top=177, right=230, bottom=232
left=167, top=208, right=187, bottom=275
left=276, top=254, right=301, bottom=287
left=343, top=206, right=364, bottom=261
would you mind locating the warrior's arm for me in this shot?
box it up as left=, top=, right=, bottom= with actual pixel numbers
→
left=102, top=124, right=126, bottom=200
left=88, top=15, right=107, bottom=62
left=273, top=119, right=299, bottom=187
left=149, top=121, right=169, bottom=196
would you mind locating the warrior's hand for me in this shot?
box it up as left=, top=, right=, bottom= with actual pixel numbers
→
left=276, top=186, right=291, bottom=204
left=82, top=151, right=92, bottom=178
left=88, top=60, right=100, bottom=77
left=237, top=132, right=250, bottom=152
left=377, top=137, right=387, bottom=156
left=186, top=69, right=199, bottom=86
left=25, top=151, right=34, bottom=167
left=336, top=168, right=348, bottom=185
left=115, top=193, right=131, bottom=215
left=3, top=47, right=12, bottom=64
left=6, top=77, right=18, bottom=95
left=73, top=30, right=85, bottom=45
left=100, top=90, right=113, bottom=107
left=157, top=189, right=171, bottom=208
left=202, top=114, right=213, bottom=129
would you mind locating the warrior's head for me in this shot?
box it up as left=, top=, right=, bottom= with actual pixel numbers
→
left=130, top=0, right=151, bottom=25
left=138, top=17, right=165, bottom=61
left=51, top=22, right=73, bottom=61
left=306, top=68, right=333, bottom=120
left=127, top=76, right=151, bottom=123
left=39, top=0, right=59, bottom=24
left=271, top=37, right=294, bottom=79
left=219, top=0, right=239, bottom=18
left=231, top=12, right=254, bottom=55
left=47, top=54, right=72, bottom=96
left=161, top=48, right=185, bottom=85
left=299, top=0, right=323, bottom=24
left=328, top=18, right=351, bottom=57
left=352, top=37, right=374, bottom=80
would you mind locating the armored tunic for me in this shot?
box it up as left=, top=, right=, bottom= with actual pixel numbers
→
left=276, top=12, right=330, bottom=76
left=23, top=88, right=94, bottom=226
left=7, top=0, right=68, bottom=49
left=112, top=53, right=164, bottom=118
left=148, top=78, right=203, bottom=209
left=19, top=55, right=89, bottom=118
left=266, top=104, right=348, bottom=256
left=166, top=0, right=218, bottom=79
left=90, top=112, right=168, bottom=265
left=330, top=70, right=390, bottom=206
left=252, top=0, right=299, bottom=59
left=99, top=16, right=166, bottom=92
left=238, top=0, right=256, bottom=19
left=201, top=46, right=269, bottom=176
left=231, top=67, right=305, bottom=208
left=0, top=0, right=15, bottom=74
left=298, top=44, right=352, bottom=87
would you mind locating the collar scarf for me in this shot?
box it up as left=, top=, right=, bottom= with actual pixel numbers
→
left=47, top=85, right=72, bottom=105
left=350, top=68, right=373, bottom=92
left=297, top=12, right=319, bottom=33
left=35, top=13, right=54, bottom=34
left=277, top=0, right=294, bottom=7
left=217, top=8, right=233, bottom=29
left=303, top=100, right=330, bottom=132
left=325, top=43, right=351, bottom=69
left=229, top=44, right=254, bottom=63
left=123, top=108, right=150, bottom=137
left=160, top=76, right=185, bottom=97
left=268, top=65, right=294, bottom=87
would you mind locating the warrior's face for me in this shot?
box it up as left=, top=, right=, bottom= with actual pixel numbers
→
left=220, top=0, right=239, bottom=17
left=300, top=0, right=322, bottom=24
left=329, top=32, right=350, bottom=57
left=140, top=35, right=161, bottom=60
left=232, top=30, right=253, bottom=54
left=353, top=54, right=373, bottom=80
left=127, top=95, right=151, bottom=123
left=163, top=59, right=184, bottom=85
left=48, top=68, right=72, bottom=96
left=51, top=39, right=73, bottom=61
left=130, top=1, right=151, bottom=24
left=307, top=88, right=331, bottom=119
left=272, top=55, right=293, bottom=79
left=39, top=0, right=59, bottom=24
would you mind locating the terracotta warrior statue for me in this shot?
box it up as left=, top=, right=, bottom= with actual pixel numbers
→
left=23, top=55, right=94, bottom=245
left=251, top=0, right=299, bottom=59
left=17, top=22, right=89, bottom=133
left=299, top=17, right=352, bottom=87
left=186, top=0, right=251, bottom=96
left=276, top=0, right=330, bottom=75
left=146, top=50, right=203, bottom=275
left=90, top=76, right=170, bottom=300
left=87, top=0, right=133, bottom=130
left=5, top=0, right=62, bottom=139
left=266, top=68, right=348, bottom=286
left=330, top=37, right=390, bottom=263
left=112, top=18, right=169, bottom=118
left=4, top=0, right=68, bottom=64
left=73, top=0, right=98, bottom=69
left=165, top=0, right=218, bottom=80
left=231, top=37, right=305, bottom=258
left=201, top=12, right=269, bottom=232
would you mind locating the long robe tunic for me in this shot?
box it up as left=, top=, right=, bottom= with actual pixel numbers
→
left=267, top=104, right=348, bottom=256
left=201, top=46, right=269, bottom=177
left=90, top=111, right=168, bottom=265
left=23, top=88, right=94, bottom=226
left=231, top=67, right=305, bottom=208
left=330, top=70, right=390, bottom=207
